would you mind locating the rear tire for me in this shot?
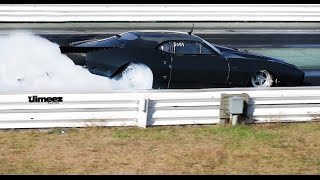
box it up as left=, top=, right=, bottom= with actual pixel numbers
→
left=119, top=63, right=153, bottom=89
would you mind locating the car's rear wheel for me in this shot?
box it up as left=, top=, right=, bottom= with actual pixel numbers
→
left=120, top=63, right=153, bottom=89
left=250, top=70, right=274, bottom=87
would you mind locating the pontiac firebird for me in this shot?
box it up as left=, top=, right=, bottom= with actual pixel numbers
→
left=60, top=30, right=304, bottom=89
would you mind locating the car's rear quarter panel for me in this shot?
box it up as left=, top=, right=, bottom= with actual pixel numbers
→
left=85, top=48, right=171, bottom=86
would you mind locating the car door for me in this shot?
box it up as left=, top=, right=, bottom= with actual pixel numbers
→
left=152, top=41, right=174, bottom=89
left=169, top=40, right=229, bottom=88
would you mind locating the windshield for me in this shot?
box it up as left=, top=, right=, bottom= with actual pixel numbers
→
left=201, top=39, right=221, bottom=55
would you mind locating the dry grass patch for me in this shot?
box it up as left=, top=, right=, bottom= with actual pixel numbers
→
left=0, top=122, right=319, bottom=174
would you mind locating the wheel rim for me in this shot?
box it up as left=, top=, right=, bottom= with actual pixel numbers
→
left=122, top=65, right=136, bottom=82
left=251, top=71, right=268, bottom=87
left=119, top=63, right=154, bottom=89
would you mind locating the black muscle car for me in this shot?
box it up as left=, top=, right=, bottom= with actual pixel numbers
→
left=60, top=30, right=304, bottom=89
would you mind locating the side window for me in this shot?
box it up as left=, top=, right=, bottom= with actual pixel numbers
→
left=197, top=43, right=214, bottom=55
left=174, top=41, right=196, bottom=55
left=157, top=41, right=171, bottom=53
left=173, top=41, right=214, bottom=55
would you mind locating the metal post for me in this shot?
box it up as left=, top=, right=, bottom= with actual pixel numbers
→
left=230, top=114, right=239, bottom=126
left=137, top=97, right=149, bottom=128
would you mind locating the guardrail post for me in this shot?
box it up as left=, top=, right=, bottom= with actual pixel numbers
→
left=138, top=97, right=149, bottom=128
left=219, top=93, right=249, bottom=125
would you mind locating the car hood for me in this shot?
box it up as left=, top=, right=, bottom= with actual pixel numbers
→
left=213, top=44, right=289, bottom=64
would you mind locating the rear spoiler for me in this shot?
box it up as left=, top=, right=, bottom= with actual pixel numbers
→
left=59, top=46, right=112, bottom=54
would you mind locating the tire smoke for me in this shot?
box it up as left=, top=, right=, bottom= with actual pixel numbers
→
left=0, top=31, right=153, bottom=93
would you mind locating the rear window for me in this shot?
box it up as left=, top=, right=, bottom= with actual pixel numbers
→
left=75, top=36, right=124, bottom=47
left=118, top=32, right=139, bottom=41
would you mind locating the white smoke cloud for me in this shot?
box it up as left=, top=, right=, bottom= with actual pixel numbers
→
left=0, top=31, right=153, bottom=93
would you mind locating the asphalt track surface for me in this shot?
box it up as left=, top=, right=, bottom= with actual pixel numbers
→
left=1, top=22, right=320, bottom=85
left=1, top=22, right=320, bottom=48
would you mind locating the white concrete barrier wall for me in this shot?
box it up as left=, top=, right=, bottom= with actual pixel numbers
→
left=0, top=4, right=320, bottom=22
left=1, top=86, right=320, bottom=129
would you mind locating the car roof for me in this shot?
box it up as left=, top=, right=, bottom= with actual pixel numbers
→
left=127, top=30, right=202, bottom=42
left=74, top=30, right=205, bottom=48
